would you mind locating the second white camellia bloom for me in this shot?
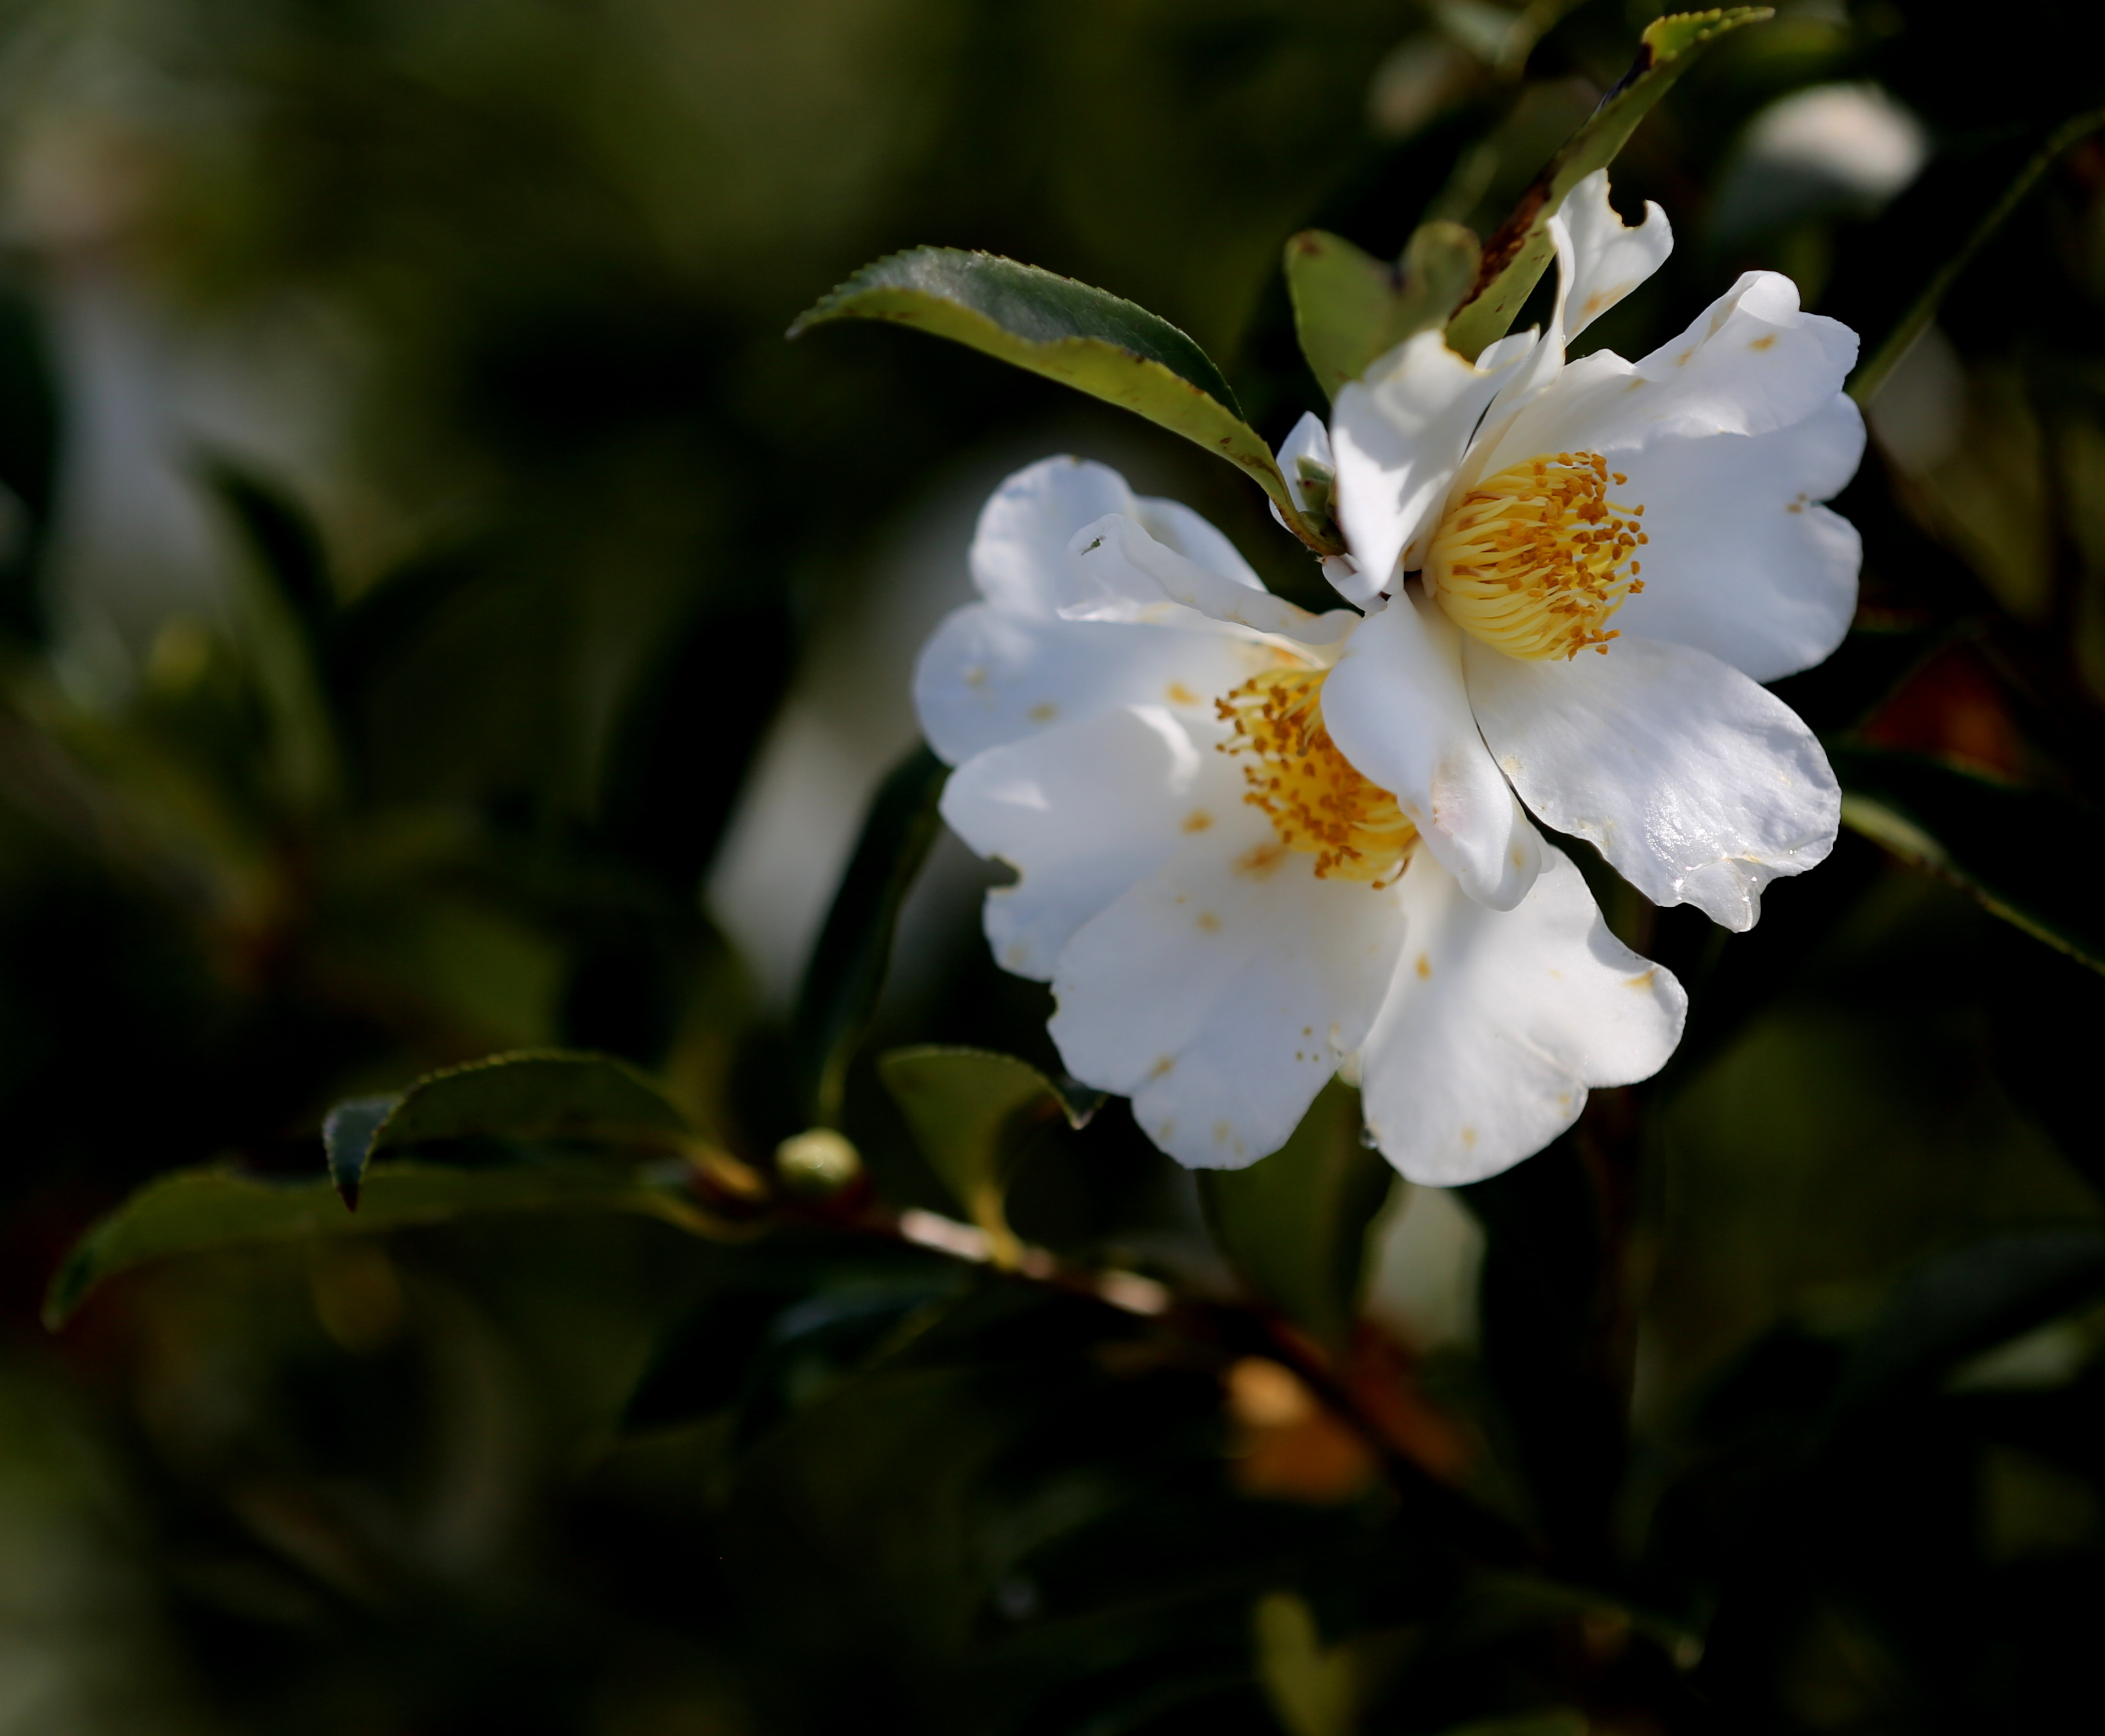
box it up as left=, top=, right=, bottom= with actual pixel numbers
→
left=917, top=456, right=1686, bottom=1184
left=1321, top=169, right=1863, bottom=930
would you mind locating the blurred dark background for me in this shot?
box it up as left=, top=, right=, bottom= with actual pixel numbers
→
left=4, top=1, right=2105, bottom=1730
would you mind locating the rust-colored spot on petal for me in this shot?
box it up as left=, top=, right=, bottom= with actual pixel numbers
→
left=1627, top=967, right=1657, bottom=992
left=1233, top=841, right=1289, bottom=880
left=1748, top=333, right=1776, bottom=351
left=1028, top=702, right=1059, bottom=723
left=1196, top=910, right=1222, bottom=933
left=1182, top=809, right=1213, bottom=833
left=1165, top=681, right=1199, bottom=705
left=1148, top=1055, right=1175, bottom=1080
left=1415, top=952, right=1432, bottom=979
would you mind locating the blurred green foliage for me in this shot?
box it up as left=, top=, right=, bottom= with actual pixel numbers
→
left=3, top=1, right=2105, bottom=1731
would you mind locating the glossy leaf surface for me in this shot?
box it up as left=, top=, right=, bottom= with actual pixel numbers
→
left=791, top=248, right=1342, bottom=552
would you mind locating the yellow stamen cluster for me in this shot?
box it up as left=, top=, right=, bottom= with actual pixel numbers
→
left=1216, top=668, right=1417, bottom=885
left=1427, top=451, right=1648, bottom=660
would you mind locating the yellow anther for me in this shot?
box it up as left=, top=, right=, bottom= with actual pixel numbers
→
left=1216, top=668, right=1416, bottom=885
left=1426, top=451, right=1647, bottom=659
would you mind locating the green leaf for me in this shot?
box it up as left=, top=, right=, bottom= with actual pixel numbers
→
left=44, top=1159, right=735, bottom=1329
left=878, top=1046, right=1092, bottom=1267
left=793, top=742, right=949, bottom=1126
left=321, top=1049, right=696, bottom=1209
left=1830, top=1228, right=2105, bottom=1422
left=1285, top=221, right=1481, bottom=401
left=789, top=249, right=1344, bottom=555
left=1445, top=8, right=1772, bottom=362
left=1832, top=745, right=2105, bottom=975
left=1252, top=1590, right=1356, bottom=1736
left=1850, top=106, right=2105, bottom=405
left=1199, top=1078, right=1393, bottom=1352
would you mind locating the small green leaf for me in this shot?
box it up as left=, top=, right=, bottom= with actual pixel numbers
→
left=879, top=1046, right=1089, bottom=1267
left=322, top=1094, right=398, bottom=1209
left=1833, top=746, right=2105, bottom=975
left=793, top=743, right=949, bottom=1126
left=1285, top=221, right=1481, bottom=400
left=318, top=1050, right=696, bottom=1210
left=1199, top=1078, right=1393, bottom=1352
left=1445, top=8, right=1772, bottom=361
left=1252, top=1590, right=1357, bottom=1736
left=43, top=1159, right=735, bottom=1329
left=790, top=248, right=1343, bottom=554
left=1850, top=106, right=2105, bottom=405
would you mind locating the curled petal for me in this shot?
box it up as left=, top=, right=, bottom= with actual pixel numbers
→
left=939, top=705, right=1208, bottom=980
left=914, top=601, right=1266, bottom=767
left=1360, top=846, right=1686, bottom=1185
left=1319, top=588, right=1542, bottom=910
left=1064, top=513, right=1357, bottom=644
left=1554, top=169, right=1672, bottom=343
left=1464, top=635, right=1840, bottom=932
left=1050, top=795, right=1404, bottom=1170
left=970, top=456, right=1139, bottom=617
left=1332, top=330, right=1531, bottom=590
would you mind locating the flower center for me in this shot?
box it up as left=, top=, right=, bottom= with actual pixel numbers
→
left=1425, top=451, right=1648, bottom=660
left=1216, top=668, right=1417, bottom=885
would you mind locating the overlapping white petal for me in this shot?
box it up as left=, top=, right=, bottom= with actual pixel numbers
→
left=1319, top=588, right=1541, bottom=910
left=1064, top=512, right=1357, bottom=644
left=1463, top=635, right=1840, bottom=931
left=1314, top=170, right=1859, bottom=933
left=1333, top=330, right=1532, bottom=591
left=1360, top=846, right=1687, bottom=1185
left=921, top=452, right=1683, bottom=1179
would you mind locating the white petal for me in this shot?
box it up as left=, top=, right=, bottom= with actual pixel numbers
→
left=1274, top=411, right=1335, bottom=519
left=1607, top=394, right=1865, bottom=682
left=939, top=706, right=1209, bottom=981
left=1319, top=588, right=1542, bottom=910
left=1050, top=795, right=1404, bottom=1170
left=1133, top=494, right=1267, bottom=591
left=970, top=456, right=1138, bottom=617
left=1554, top=169, right=1672, bottom=342
left=1359, top=846, right=1686, bottom=1185
left=1064, top=513, right=1356, bottom=644
left=1464, top=635, right=1840, bottom=931
left=1332, top=329, right=1531, bottom=590
left=914, top=602, right=1267, bottom=765
left=1477, top=271, right=1858, bottom=475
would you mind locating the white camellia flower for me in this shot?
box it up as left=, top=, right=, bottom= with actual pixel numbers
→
left=1316, top=168, right=1863, bottom=930
left=915, top=456, right=1686, bottom=1184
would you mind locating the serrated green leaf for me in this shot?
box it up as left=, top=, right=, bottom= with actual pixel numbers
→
left=1199, top=1078, right=1392, bottom=1352
left=321, top=1049, right=696, bottom=1209
left=1833, top=745, right=2105, bottom=975
left=43, top=1158, right=737, bottom=1329
left=794, top=742, right=949, bottom=1126
left=1285, top=221, right=1481, bottom=400
left=1445, top=8, right=1772, bottom=361
left=879, top=1046, right=1090, bottom=1267
left=790, top=248, right=1343, bottom=554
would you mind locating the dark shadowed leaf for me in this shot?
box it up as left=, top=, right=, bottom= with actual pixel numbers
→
left=793, top=742, right=949, bottom=1126
left=44, top=1159, right=738, bottom=1328
left=1830, top=1227, right=2105, bottom=1422
left=1445, top=8, right=1772, bottom=361
left=206, top=460, right=335, bottom=648
left=320, top=1049, right=696, bottom=1207
left=1286, top=222, right=1480, bottom=401
left=1200, top=1079, right=1392, bottom=1352
left=791, top=249, right=1343, bottom=553
left=879, top=1046, right=1093, bottom=1266
left=1832, top=745, right=2105, bottom=974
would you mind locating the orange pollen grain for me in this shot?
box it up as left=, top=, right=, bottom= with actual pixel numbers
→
left=1214, top=667, right=1417, bottom=886
left=1426, top=451, right=1648, bottom=660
